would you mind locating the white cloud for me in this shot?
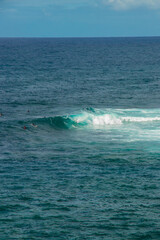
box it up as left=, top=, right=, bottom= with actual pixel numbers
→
left=103, top=0, right=160, bottom=10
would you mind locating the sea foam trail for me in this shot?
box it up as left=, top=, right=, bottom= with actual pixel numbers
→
left=33, top=108, right=160, bottom=130
left=122, top=116, right=160, bottom=122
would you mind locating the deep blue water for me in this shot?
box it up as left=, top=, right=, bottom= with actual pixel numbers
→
left=1, top=37, right=160, bottom=239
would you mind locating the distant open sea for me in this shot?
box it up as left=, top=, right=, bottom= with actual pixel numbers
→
left=1, top=37, right=160, bottom=239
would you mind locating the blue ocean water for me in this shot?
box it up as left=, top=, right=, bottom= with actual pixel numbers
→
left=1, top=37, right=160, bottom=239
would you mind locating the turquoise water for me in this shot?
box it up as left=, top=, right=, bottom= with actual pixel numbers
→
left=1, top=37, right=160, bottom=239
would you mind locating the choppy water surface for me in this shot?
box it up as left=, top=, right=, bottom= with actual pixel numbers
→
left=1, top=37, right=160, bottom=239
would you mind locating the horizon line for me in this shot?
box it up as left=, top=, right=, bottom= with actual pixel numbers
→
left=0, top=36, right=160, bottom=39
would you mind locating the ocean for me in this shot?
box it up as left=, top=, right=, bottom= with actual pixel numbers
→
left=1, top=37, right=160, bottom=239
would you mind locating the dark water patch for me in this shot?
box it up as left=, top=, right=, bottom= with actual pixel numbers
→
left=129, top=231, right=160, bottom=240
left=18, top=195, right=34, bottom=202
left=0, top=204, right=28, bottom=213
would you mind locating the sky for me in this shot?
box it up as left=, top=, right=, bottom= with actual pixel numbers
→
left=0, top=0, right=160, bottom=37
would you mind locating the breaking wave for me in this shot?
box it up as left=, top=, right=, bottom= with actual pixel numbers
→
left=32, top=108, right=160, bottom=130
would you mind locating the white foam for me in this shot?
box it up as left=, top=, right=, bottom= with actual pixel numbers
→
left=92, top=114, right=122, bottom=125
left=73, top=113, right=122, bottom=127
left=122, top=116, right=160, bottom=122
